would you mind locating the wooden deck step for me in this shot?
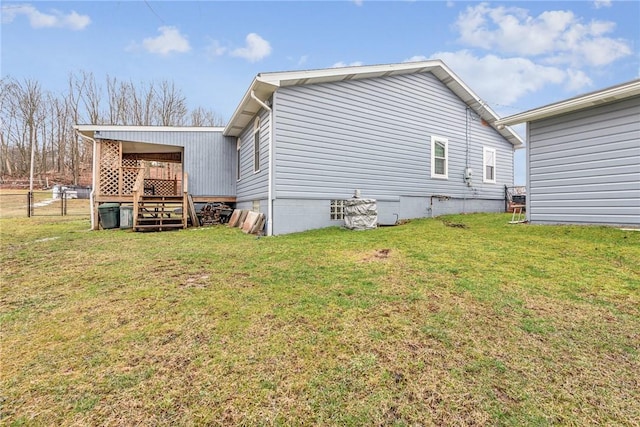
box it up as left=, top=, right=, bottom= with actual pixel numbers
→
left=140, top=196, right=183, bottom=203
left=133, top=194, right=186, bottom=232
left=134, top=224, right=184, bottom=231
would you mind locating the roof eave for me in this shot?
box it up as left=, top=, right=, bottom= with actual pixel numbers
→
left=74, top=125, right=226, bottom=135
left=223, top=60, right=524, bottom=147
left=497, top=79, right=640, bottom=126
left=223, top=78, right=278, bottom=137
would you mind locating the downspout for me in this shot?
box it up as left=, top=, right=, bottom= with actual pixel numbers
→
left=250, top=90, right=274, bottom=236
left=75, top=130, right=97, bottom=230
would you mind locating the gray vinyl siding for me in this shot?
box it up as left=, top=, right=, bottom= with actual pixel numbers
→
left=273, top=73, right=513, bottom=204
left=528, top=96, right=640, bottom=226
left=97, top=130, right=236, bottom=197
left=236, top=109, right=270, bottom=202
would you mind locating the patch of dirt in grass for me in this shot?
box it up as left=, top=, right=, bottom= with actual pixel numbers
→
left=359, top=248, right=392, bottom=263
left=180, top=274, right=210, bottom=289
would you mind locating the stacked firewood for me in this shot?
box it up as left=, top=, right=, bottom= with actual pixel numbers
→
left=198, top=203, right=234, bottom=225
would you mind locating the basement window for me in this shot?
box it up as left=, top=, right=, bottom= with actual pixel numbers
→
left=253, top=117, right=260, bottom=173
left=431, top=136, right=448, bottom=179
left=330, top=200, right=345, bottom=220
left=483, top=147, right=496, bottom=183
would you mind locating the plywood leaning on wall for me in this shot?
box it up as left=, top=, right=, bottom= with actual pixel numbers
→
left=227, top=209, right=265, bottom=235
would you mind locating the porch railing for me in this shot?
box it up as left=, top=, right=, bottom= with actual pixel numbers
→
left=132, top=168, right=146, bottom=228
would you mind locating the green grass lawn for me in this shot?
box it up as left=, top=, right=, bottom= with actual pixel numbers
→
left=1, top=214, right=639, bottom=426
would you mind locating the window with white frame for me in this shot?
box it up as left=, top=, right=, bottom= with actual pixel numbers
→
left=431, top=136, right=448, bottom=179
left=483, top=147, right=496, bottom=183
left=236, top=138, right=241, bottom=180
left=253, top=118, right=260, bottom=173
left=330, top=200, right=345, bottom=220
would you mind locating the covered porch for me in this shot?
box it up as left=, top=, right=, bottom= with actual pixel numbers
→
left=89, top=136, right=189, bottom=231
left=75, top=125, right=238, bottom=231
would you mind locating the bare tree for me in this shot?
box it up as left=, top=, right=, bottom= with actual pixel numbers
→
left=129, top=80, right=154, bottom=125
left=9, top=79, right=45, bottom=187
left=155, top=80, right=187, bottom=126
left=106, top=76, right=132, bottom=125
left=79, top=71, right=102, bottom=125
left=0, top=71, right=226, bottom=184
left=190, top=106, right=225, bottom=126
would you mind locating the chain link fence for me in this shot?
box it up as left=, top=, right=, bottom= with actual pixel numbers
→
left=0, top=189, right=90, bottom=219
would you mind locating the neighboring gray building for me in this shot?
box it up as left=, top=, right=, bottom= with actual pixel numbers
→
left=77, top=61, right=524, bottom=234
left=497, top=79, right=640, bottom=227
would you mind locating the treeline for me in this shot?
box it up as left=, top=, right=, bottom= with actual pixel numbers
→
left=0, top=71, right=224, bottom=185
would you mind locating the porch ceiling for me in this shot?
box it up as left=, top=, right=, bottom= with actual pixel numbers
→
left=121, top=141, right=182, bottom=154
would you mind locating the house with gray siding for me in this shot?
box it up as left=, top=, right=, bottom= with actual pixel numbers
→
left=225, top=61, right=522, bottom=235
left=76, top=60, right=523, bottom=234
left=497, top=79, right=640, bottom=227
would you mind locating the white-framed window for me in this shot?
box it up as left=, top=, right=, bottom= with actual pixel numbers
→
left=236, top=137, right=241, bottom=181
left=483, top=147, right=496, bottom=183
left=330, top=200, right=345, bottom=220
left=431, top=136, right=448, bottom=179
left=253, top=117, right=260, bottom=173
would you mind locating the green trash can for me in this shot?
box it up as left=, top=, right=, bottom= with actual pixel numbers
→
left=120, top=205, right=134, bottom=229
left=98, top=203, right=120, bottom=229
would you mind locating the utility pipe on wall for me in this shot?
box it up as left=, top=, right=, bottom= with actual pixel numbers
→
left=250, top=90, right=274, bottom=236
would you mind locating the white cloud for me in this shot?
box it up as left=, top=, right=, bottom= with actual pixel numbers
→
left=446, top=1, right=455, bottom=8
left=565, top=69, right=593, bottom=91
left=297, top=55, right=309, bottom=66
left=331, top=61, right=364, bottom=68
left=1, top=4, right=90, bottom=30
left=142, top=26, right=190, bottom=56
left=352, top=0, right=364, bottom=6
left=404, top=55, right=429, bottom=63
left=424, top=50, right=591, bottom=105
left=454, top=2, right=631, bottom=67
left=593, top=0, right=612, bottom=8
left=206, top=40, right=227, bottom=57
left=230, top=33, right=272, bottom=62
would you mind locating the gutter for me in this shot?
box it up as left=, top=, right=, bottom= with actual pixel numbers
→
left=74, top=129, right=98, bottom=230
left=496, top=79, right=640, bottom=126
left=250, top=90, right=274, bottom=236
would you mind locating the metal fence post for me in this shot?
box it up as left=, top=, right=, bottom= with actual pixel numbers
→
left=61, top=190, right=65, bottom=216
left=27, top=192, right=32, bottom=217
left=504, top=185, right=508, bottom=213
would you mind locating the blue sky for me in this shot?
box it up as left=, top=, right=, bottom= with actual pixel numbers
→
left=2, top=0, right=639, bottom=185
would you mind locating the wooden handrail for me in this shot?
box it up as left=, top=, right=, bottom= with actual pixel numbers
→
left=182, top=172, right=189, bottom=229
left=132, top=168, right=146, bottom=230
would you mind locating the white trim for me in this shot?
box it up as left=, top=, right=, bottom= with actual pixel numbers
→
left=75, top=130, right=97, bottom=229
left=248, top=91, right=275, bottom=236
left=496, top=79, right=640, bottom=126
left=483, top=147, right=496, bottom=184
left=253, top=117, right=260, bottom=173
left=525, top=123, right=531, bottom=222
left=236, top=137, right=241, bottom=181
left=430, top=136, right=448, bottom=179
left=74, top=125, right=225, bottom=133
